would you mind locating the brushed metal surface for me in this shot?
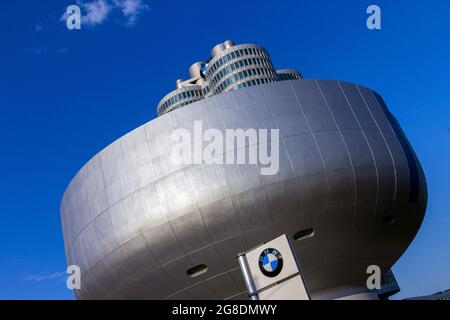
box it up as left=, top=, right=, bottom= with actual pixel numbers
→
left=61, top=79, right=427, bottom=299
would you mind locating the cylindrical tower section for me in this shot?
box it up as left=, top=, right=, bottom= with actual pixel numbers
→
left=205, top=43, right=277, bottom=95
left=198, top=78, right=212, bottom=97
left=175, top=79, right=184, bottom=89
left=189, top=62, right=204, bottom=79
left=156, top=85, right=203, bottom=116
left=276, top=69, right=303, bottom=81
left=211, top=43, right=226, bottom=58
left=223, top=40, right=235, bottom=49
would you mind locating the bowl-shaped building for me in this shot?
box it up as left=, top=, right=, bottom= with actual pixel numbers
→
left=60, top=79, right=427, bottom=299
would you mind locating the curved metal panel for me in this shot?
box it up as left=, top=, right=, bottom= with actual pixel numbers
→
left=61, top=79, right=427, bottom=299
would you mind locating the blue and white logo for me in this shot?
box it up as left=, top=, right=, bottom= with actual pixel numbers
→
left=258, top=248, right=283, bottom=277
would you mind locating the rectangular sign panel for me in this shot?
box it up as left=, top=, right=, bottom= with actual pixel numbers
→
left=258, top=275, right=310, bottom=300
left=237, top=234, right=310, bottom=300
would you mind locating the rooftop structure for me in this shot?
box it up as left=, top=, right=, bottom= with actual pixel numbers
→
left=156, top=40, right=302, bottom=116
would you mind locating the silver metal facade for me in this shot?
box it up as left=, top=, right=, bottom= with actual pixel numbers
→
left=61, top=79, right=427, bottom=300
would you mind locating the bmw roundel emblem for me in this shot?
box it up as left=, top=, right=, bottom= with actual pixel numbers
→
left=258, top=248, right=283, bottom=277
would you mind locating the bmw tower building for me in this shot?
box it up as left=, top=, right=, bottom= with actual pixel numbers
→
left=60, top=40, right=427, bottom=300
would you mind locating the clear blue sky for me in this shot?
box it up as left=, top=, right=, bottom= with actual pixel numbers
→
left=0, top=0, right=448, bottom=300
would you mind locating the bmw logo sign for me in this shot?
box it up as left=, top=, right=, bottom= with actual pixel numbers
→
left=258, top=248, right=283, bottom=277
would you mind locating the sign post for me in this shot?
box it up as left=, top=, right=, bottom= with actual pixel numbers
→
left=237, top=234, right=311, bottom=300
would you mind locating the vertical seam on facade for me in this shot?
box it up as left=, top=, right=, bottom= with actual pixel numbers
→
left=247, top=88, right=291, bottom=229
left=129, top=232, right=184, bottom=298
left=136, top=196, right=187, bottom=297
left=218, top=94, right=258, bottom=251
left=223, top=193, right=250, bottom=250
left=142, top=120, right=193, bottom=285
left=186, top=167, right=241, bottom=297
left=142, top=122, right=185, bottom=285
left=198, top=95, right=250, bottom=291
left=153, top=177, right=198, bottom=299
left=119, top=128, right=175, bottom=298
left=357, top=85, right=398, bottom=202
left=338, top=82, right=379, bottom=232
left=289, top=81, right=333, bottom=236
left=370, top=90, right=402, bottom=201
left=260, top=84, right=305, bottom=226
left=316, top=80, right=358, bottom=229
left=213, top=111, right=251, bottom=251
